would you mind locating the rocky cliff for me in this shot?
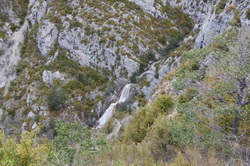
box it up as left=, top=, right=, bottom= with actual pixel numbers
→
left=0, top=0, right=249, bottom=136
left=133, top=0, right=250, bottom=48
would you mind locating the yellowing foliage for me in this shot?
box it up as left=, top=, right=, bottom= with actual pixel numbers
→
left=0, top=130, right=50, bottom=166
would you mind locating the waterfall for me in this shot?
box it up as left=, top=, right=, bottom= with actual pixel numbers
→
left=96, top=84, right=132, bottom=129
left=119, top=84, right=132, bottom=102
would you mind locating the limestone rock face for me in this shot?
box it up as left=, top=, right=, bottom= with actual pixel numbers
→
left=0, top=109, right=4, bottom=121
left=42, top=70, right=53, bottom=84
left=195, top=11, right=232, bottom=49
left=29, top=0, right=47, bottom=25
left=0, top=0, right=35, bottom=90
left=165, top=0, right=250, bottom=48
left=38, top=21, right=58, bottom=55
left=122, top=57, right=140, bottom=77
left=133, top=0, right=249, bottom=48
left=52, top=71, right=64, bottom=81
left=165, top=0, right=214, bottom=23
left=42, top=70, right=65, bottom=84
left=159, top=56, right=180, bottom=79
left=0, top=11, right=29, bottom=88
left=128, top=0, right=156, bottom=14
left=28, top=111, right=35, bottom=118
left=32, top=122, right=37, bottom=129
left=57, top=22, right=120, bottom=70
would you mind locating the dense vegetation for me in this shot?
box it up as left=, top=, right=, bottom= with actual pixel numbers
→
left=1, top=27, right=249, bottom=165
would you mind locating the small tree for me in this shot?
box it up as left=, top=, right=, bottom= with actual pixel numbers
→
left=48, top=85, right=67, bottom=111
left=209, top=28, right=250, bottom=135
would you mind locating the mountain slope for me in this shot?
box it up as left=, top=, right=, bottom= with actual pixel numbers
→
left=0, top=0, right=249, bottom=165
left=0, top=0, right=193, bottom=134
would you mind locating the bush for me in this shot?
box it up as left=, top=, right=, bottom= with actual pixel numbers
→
left=246, top=8, right=250, bottom=20
left=122, top=95, right=174, bottom=143
left=48, top=85, right=68, bottom=111
left=71, top=20, right=82, bottom=28
left=139, top=51, right=156, bottom=73
left=102, top=119, right=114, bottom=134
left=51, top=121, right=107, bottom=165
left=161, top=34, right=184, bottom=56
left=130, top=71, right=139, bottom=83
left=152, top=94, right=174, bottom=113
left=178, top=88, right=198, bottom=103
left=0, top=130, right=50, bottom=166
left=52, top=121, right=89, bottom=165
left=172, top=61, right=202, bottom=91
left=216, top=0, right=228, bottom=13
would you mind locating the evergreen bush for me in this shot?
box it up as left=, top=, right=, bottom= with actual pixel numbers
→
left=48, top=85, right=67, bottom=111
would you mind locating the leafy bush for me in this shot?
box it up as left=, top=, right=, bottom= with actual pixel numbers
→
left=48, top=85, right=68, bottom=111
left=51, top=121, right=89, bottom=165
left=122, top=95, right=174, bottom=143
left=216, top=0, right=228, bottom=13
left=51, top=121, right=107, bottom=165
left=139, top=51, right=156, bottom=73
left=0, top=130, right=50, bottom=166
left=161, top=34, right=184, bottom=56
left=152, top=94, right=174, bottom=113
left=178, top=88, right=198, bottom=103
left=229, top=10, right=241, bottom=27
left=71, top=20, right=82, bottom=28
left=122, top=108, right=151, bottom=143
left=246, top=8, right=250, bottom=19
left=102, top=119, right=114, bottom=134
left=172, top=61, right=202, bottom=91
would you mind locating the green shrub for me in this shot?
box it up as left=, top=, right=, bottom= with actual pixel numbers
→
left=246, top=8, right=250, bottom=19
left=71, top=20, right=82, bottom=28
left=102, top=119, right=114, bottom=134
left=161, top=34, right=184, bottom=56
left=139, top=51, right=156, bottom=73
left=84, top=25, right=91, bottom=32
left=51, top=121, right=107, bottom=165
left=122, top=95, right=174, bottom=143
left=0, top=31, right=5, bottom=39
left=178, top=88, right=198, bottom=103
left=122, top=108, right=152, bottom=143
left=15, top=61, right=28, bottom=75
left=229, top=10, right=241, bottom=27
left=216, top=0, right=228, bottom=13
left=130, top=71, right=139, bottom=83
left=172, top=61, right=202, bottom=91
left=0, top=130, right=50, bottom=166
left=52, top=121, right=90, bottom=165
left=48, top=14, right=61, bottom=24
left=48, top=85, right=68, bottom=111
left=152, top=94, right=174, bottom=113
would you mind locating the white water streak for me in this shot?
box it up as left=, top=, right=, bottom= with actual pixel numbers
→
left=96, top=84, right=132, bottom=129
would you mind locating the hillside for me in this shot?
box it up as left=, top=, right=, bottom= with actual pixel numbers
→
left=0, top=0, right=250, bottom=165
